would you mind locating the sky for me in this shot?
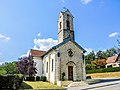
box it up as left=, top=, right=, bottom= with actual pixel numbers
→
left=0, top=0, right=120, bottom=64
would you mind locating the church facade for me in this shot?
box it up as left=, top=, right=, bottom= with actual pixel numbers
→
left=29, top=9, right=86, bottom=84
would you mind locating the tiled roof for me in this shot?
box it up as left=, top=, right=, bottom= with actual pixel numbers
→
left=106, top=55, right=118, bottom=64
left=30, top=49, right=46, bottom=57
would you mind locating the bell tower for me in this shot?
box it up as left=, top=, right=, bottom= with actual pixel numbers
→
left=58, top=9, right=75, bottom=44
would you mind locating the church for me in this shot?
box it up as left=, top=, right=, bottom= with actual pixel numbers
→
left=29, top=9, right=86, bottom=84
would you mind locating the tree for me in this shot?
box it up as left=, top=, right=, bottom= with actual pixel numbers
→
left=3, top=61, right=17, bottom=74
left=106, top=48, right=117, bottom=57
left=0, top=61, right=17, bottom=74
left=96, top=50, right=104, bottom=59
left=117, top=36, right=120, bottom=53
left=91, top=59, right=106, bottom=68
left=86, top=64, right=97, bottom=70
left=16, top=56, right=37, bottom=77
left=85, top=51, right=95, bottom=64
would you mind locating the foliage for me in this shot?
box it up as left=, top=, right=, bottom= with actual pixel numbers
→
left=85, top=47, right=118, bottom=65
left=86, top=76, right=91, bottom=79
left=0, top=61, right=17, bottom=75
left=91, top=59, right=107, bottom=68
left=41, top=76, right=47, bottom=82
left=36, top=76, right=40, bottom=81
left=86, top=67, right=120, bottom=74
left=0, top=74, right=23, bottom=89
left=62, top=72, right=65, bottom=81
left=117, top=36, right=120, bottom=53
left=0, top=68, right=7, bottom=75
left=85, top=51, right=95, bottom=64
left=25, top=76, right=35, bottom=81
left=3, top=61, right=17, bottom=74
left=16, top=56, right=37, bottom=77
left=96, top=50, right=105, bottom=59
left=86, top=64, right=97, bottom=70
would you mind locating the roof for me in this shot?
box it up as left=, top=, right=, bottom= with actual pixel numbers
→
left=106, top=55, right=118, bottom=64
left=30, top=49, right=46, bottom=57
left=60, top=9, right=74, bottom=18
left=42, top=38, right=86, bottom=57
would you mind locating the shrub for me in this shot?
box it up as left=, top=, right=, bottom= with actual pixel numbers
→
left=62, top=72, right=65, bottom=81
left=86, top=76, right=91, bottom=79
left=86, top=67, right=120, bottom=74
left=36, top=76, right=40, bottom=81
left=86, top=64, right=97, bottom=70
left=0, top=69, right=7, bottom=75
left=0, top=74, right=23, bottom=89
left=25, top=76, right=35, bottom=81
left=41, top=76, right=47, bottom=82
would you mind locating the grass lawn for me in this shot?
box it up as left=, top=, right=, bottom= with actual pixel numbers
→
left=87, top=72, right=120, bottom=79
left=20, top=81, right=63, bottom=89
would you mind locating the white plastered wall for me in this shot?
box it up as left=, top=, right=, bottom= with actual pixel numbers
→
left=33, top=57, right=43, bottom=77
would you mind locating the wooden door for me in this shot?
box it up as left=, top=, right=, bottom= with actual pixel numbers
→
left=68, top=66, right=73, bottom=80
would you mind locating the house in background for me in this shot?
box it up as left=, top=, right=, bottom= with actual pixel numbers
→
left=106, top=54, right=120, bottom=68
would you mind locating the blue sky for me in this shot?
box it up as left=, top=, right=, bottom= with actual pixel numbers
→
left=0, top=0, right=120, bottom=64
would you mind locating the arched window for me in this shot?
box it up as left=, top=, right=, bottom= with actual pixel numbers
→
left=66, top=20, right=70, bottom=30
left=52, top=59, right=54, bottom=72
left=67, top=14, right=69, bottom=19
left=46, top=62, right=48, bottom=73
left=60, top=22, right=62, bottom=29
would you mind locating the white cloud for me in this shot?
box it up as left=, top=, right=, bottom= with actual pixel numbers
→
left=0, top=62, right=3, bottom=65
left=81, top=0, right=92, bottom=5
left=37, top=32, right=41, bottom=37
left=109, top=32, right=119, bottom=37
left=33, top=38, right=58, bottom=51
left=0, top=33, right=10, bottom=42
left=85, top=48, right=93, bottom=54
left=20, top=50, right=30, bottom=58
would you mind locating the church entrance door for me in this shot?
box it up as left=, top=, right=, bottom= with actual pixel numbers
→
left=68, top=66, right=73, bottom=80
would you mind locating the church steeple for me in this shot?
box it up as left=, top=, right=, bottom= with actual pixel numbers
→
left=58, top=9, right=75, bottom=44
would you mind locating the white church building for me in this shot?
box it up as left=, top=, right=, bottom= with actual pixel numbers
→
left=29, top=9, right=86, bottom=84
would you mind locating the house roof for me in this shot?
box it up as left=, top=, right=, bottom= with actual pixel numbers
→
left=30, top=49, right=46, bottom=57
left=42, top=38, right=86, bottom=57
left=106, top=55, right=118, bottom=64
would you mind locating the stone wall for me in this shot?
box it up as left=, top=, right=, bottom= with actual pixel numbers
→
left=58, top=41, right=84, bottom=81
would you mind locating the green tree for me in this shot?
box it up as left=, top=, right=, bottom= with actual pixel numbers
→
left=96, top=50, right=104, bottom=59
left=117, top=36, right=120, bottom=53
left=106, top=48, right=117, bottom=57
left=85, top=51, right=95, bottom=64
left=86, top=64, right=97, bottom=70
left=3, top=61, right=17, bottom=74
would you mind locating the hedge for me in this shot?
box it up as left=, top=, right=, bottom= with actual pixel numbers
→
left=41, top=76, right=47, bottom=82
left=0, top=74, right=23, bottom=89
left=36, top=76, right=40, bottom=81
left=86, top=67, right=120, bottom=74
left=25, top=76, right=35, bottom=81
